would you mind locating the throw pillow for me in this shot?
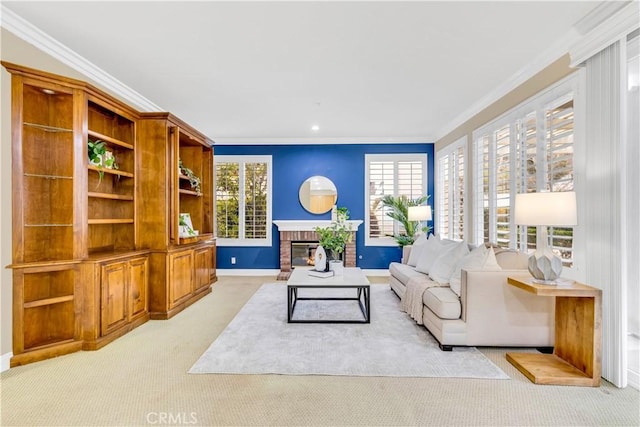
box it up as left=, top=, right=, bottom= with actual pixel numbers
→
left=448, top=245, right=487, bottom=296
left=449, top=246, right=502, bottom=296
left=428, top=240, right=470, bottom=284
left=407, top=233, right=428, bottom=267
left=415, top=237, right=455, bottom=274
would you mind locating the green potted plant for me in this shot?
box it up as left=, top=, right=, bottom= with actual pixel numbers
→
left=380, top=195, right=431, bottom=246
left=179, top=213, right=197, bottom=237
left=88, top=139, right=118, bottom=182
left=315, top=207, right=353, bottom=261
left=179, top=159, right=201, bottom=195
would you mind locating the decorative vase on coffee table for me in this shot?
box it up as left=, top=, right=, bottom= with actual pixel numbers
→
left=329, top=260, right=344, bottom=275
left=314, top=246, right=328, bottom=271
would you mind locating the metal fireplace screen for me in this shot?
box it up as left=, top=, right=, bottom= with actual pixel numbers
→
left=291, top=241, right=319, bottom=267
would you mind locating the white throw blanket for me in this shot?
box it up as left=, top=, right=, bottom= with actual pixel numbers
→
left=400, top=278, right=443, bottom=325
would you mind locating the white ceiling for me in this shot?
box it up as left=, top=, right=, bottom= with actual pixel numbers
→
left=3, top=1, right=601, bottom=144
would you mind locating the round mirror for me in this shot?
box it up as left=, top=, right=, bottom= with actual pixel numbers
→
left=299, top=176, right=337, bottom=214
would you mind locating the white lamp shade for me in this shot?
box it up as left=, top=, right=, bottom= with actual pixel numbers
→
left=408, top=205, right=432, bottom=221
left=514, top=192, right=577, bottom=226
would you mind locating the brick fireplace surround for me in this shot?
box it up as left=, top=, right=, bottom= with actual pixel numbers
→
left=273, top=220, right=362, bottom=280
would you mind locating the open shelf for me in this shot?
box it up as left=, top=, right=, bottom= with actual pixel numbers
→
left=88, top=192, right=134, bottom=201
left=88, top=130, right=134, bottom=150
left=88, top=165, right=134, bottom=179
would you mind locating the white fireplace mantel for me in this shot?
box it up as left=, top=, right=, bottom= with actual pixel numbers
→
left=273, top=220, right=362, bottom=232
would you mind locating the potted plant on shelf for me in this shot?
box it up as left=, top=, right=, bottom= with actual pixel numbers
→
left=88, top=139, right=118, bottom=183
left=379, top=195, right=431, bottom=246
left=315, top=207, right=353, bottom=269
left=179, top=213, right=197, bottom=238
left=178, top=159, right=201, bottom=195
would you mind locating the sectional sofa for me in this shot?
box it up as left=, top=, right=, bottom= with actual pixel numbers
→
left=389, top=236, right=555, bottom=350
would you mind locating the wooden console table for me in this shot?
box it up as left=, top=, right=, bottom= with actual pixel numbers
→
left=505, top=276, right=602, bottom=387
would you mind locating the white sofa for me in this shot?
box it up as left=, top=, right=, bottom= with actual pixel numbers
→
left=389, top=242, right=555, bottom=351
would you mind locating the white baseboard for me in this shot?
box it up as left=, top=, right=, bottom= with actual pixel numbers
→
left=217, top=269, right=281, bottom=276
left=217, top=268, right=390, bottom=277
left=1, top=352, right=13, bottom=372
left=628, top=368, right=639, bottom=391
left=361, top=269, right=390, bottom=277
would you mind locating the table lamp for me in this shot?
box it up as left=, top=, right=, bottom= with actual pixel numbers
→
left=514, top=191, right=577, bottom=284
left=408, top=205, right=432, bottom=235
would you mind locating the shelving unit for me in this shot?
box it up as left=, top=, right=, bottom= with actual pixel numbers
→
left=138, top=113, right=216, bottom=319
left=4, top=62, right=216, bottom=366
left=3, top=62, right=151, bottom=366
left=5, top=64, right=84, bottom=366
left=86, top=99, right=137, bottom=255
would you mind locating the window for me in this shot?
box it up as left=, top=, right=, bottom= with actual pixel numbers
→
left=215, top=155, right=272, bottom=246
left=473, top=77, right=576, bottom=267
left=436, top=137, right=466, bottom=240
left=365, top=153, right=428, bottom=246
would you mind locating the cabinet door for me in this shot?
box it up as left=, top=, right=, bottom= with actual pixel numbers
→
left=128, top=257, right=148, bottom=320
left=101, top=261, right=128, bottom=336
left=169, top=250, right=193, bottom=308
left=194, top=246, right=212, bottom=292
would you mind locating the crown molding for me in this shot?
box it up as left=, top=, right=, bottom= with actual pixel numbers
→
left=569, top=1, right=640, bottom=67
left=213, top=136, right=433, bottom=145
left=434, top=27, right=582, bottom=143
left=1, top=5, right=162, bottom=112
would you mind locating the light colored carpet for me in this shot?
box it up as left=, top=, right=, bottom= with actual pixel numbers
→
left=2, top=276, right=638, bottom=426
left=189, top=283, right=509, bottom=379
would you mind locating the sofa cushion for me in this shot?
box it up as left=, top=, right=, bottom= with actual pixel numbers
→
left=389, top=262, right=432, bottom=285
left=449, top=246, right=502, bottom=296
left=423, top=287, right=461, bottom=320
left=428, top=240, right=469, bottom=284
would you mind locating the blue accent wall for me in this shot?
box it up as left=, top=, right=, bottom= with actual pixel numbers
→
left=215, top=143, right=435, bottom=270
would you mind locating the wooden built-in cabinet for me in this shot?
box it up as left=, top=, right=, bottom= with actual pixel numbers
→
left=138, top=113, right=217, bottom=320
left=6, top=63, right=85, bottom=366
left=4, top=63, right=215, bottom=367
left=80, top=252, right=149, bottom=350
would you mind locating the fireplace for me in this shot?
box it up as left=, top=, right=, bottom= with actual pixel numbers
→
left=273, top=220, right=362, bottom=280
left=291, top=241, right=319, bottom=267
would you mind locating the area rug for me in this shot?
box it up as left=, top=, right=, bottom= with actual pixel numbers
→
left=189, top=283, right=509, bottom=379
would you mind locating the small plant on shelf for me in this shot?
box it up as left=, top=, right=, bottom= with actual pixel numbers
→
left=88, top=139, right=118, bottom=183
left=179, top=213, right=197, bottom=237
left=179, top=159, right=201, bottom=195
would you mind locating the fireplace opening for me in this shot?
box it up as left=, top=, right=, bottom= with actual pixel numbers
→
left=291, top=241, right=319, bottom=267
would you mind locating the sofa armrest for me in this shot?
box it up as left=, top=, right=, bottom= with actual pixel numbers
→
left=402, top=245, right=412, bottom=264
left=460, top=269, right=555, bottom=346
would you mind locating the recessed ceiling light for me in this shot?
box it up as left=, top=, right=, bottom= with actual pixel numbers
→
left=311, top=125, right=319, bottom=132
left=42, top=89, right=56, bottom=95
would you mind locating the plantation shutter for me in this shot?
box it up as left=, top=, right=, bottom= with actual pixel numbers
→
left=437, top=155, right=450, bottom=237
left=215, top=163, right=240, bottom=238
left=244, top=162, right=268, bottom=239
left=215, top=155, right=272, bottom=245
left=436, top=139, right=465, bottom=240
left=545, top=98, right=575, bottom=266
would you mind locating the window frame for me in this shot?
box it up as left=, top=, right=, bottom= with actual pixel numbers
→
left=364, top=153, right=428, bottom=247
left=215, top=155, right=273, bottom=247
